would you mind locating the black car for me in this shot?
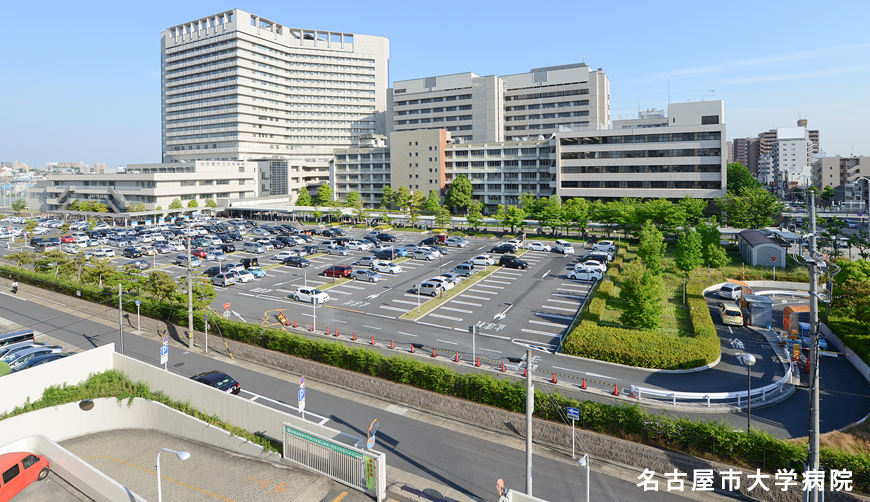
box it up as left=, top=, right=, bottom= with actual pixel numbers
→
left=123, top=246, right=142, bottom=258
left=320, top=229, right=339, bottom=237
left=283, top=256, right=310, bottom=268
left=490, top=244, right=518, bottom=254
left=499, top=255, right=529, bottom=269
left=217, top=233, right=234, bottom=243
left=377, top=233, right=397, bottom=242
left=29, top=237, right=45, bottom=247
left=329, top=227, right=345, bottom=236
left=275, top=236, right=296, bottom=247
left=220, top=243, right=236, bottom=253
left=203, top=266, right=227, bottom=277
left=582, top=251, right=611, bottom=263
left=299, top=234, right=314, bottom=243
left=374, top=249, right=400, bottom=260
left=227, top=232, right=244, bottom=241
left=363, top=236, right=380, bottom=245
left=420, top=237, right=439, bottom=246
left=301, top=245, right=318, bottom=255
left=11, top=352, right=71, bottom=372
left=190, top=370, right=241, bottom=395
left=333, top=237, right=351, bottom=245
left=269, top=240, right=285, bottom=249
left=240, top=257, right=259, bottom=269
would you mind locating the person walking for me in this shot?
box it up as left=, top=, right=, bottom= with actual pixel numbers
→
left=11, top=280, right=18, bottom=294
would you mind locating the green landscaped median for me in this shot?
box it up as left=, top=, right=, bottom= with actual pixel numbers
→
left=319, top=277, right=351, bottom=290
left=400, top=265, right=498, bottom=320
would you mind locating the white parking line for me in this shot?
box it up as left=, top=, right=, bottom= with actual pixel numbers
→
left=556, top=287, right=586, bottom=293
left=465, top=291, right=493, bottom=298
left=547, top=299, right=581, bottom=305
left=521, top=328, right=560, bottom=336
left=529, top=320, right=568, bottom=328
left=393, top=300, right=419, bottom=306
left=475, top=284, right=504, bottom=290
left=485, top=279, right=513, bottom=284
left=363, top=325, right=382, bottom=330
left=498, top=270, right=524, bottom=276
left=436, top=339, right=458, bottom=345
left=479, top=347, right=503, bottom=353
left=542, top=306, right=578, bottom=312
left=440, top=306, right=473, bottom=314
left=379, top=306, right=408, bottom=312
left=536, top=312, right=574, bottom=320
left=416, top=321, right=453, bottom=331
left=451, top=300, right=482, bottom=307
left=328, top=289, right=352, bottom=295
left=561, top=283, right=587, bottom=287
left=339, top=284, right=366, bottom=290
left=397, top=331, right=418, bottom=337
left=429, top=313, right=463, bottom=321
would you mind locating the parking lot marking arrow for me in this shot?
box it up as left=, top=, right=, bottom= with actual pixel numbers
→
left=493, top=305, right=513, bottom=321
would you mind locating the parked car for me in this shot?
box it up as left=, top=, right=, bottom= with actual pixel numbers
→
left=470, top=254, right=496, bottom=267
left=235, top=269, right=255, bottom=283
left=798, top=322, right=829, bottom=351
left=11, top=352, right=71, bottom=372
left=322, top=265, right=352, bottom=278
left=413, top=249, right=436, bottom=261
left=122, top=247, right=142, bottom=258
left=372, top=261, right=402, bottom=274
left=354, top=256, right=379, bottom=267
left=428, top=276, right=455, bottom=291
left=243, top=242, right=266, bottom=254
left=376, top=233, right=397, bottom=242
left=154, top=243, right=172, bottom=254
left=440, top=273, right=464, bottom=286
left=219, top=243, right=236, bottom=253
left=445, top=237, right=469, bottom=248
left=345, top=240, right=372, bottom=251
left=292, top=286, right=329, bottom=304
left=175, top=255, right=202, bottom=267
left=451, top=263, right=475, bottom=277
left=283, top=256, right=310, bottom=268
left=326, top=245, right=349, bottom=256
left=525, top=241, right=551, bottom=252
left=554, top=240, right=575, bottom=254
left=273, top=251, right=296, bottom=261
left=352, top=269, right=382, bottom=283
left=718, top=303, right=744, bottom=326
left=412, top=281, right=442, bottom=297
left=203, top=266, right=228, bottom=278
left=593, top=240, right=617, bottom=254
left=190, top=370, right=241, bottom=394
left=247, top=266, right=266, bottom=278
left=1, top=345, right=63, bottom=370
left=125, top=259, right=151, bottom=271
left=568, top=267, right=602, bottom=282
left=212, top=272, right=237, bottom=287
left=490, top=243, right=518, bottom=254
left=240, top=257, right=259, bottom=269
left=499, top=255, right=528, bottom=269
left=575, top=260, right=607, bottom=273
left=0, top=452, right=51, bottom=500
left=719, top=283, right=743, bottom=300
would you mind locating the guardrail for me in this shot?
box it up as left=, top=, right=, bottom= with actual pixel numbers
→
left=630, top=361, right=795, bottom=407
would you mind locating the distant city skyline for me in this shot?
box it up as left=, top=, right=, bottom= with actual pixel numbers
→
left=3, top=0, right=868, bottom=169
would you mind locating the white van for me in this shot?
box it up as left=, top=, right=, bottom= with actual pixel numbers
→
left=243, top=242, right=266, bottom=254
left=719, top=283, right=743, bottom=300
left=554, top=240, right=575, bottom=254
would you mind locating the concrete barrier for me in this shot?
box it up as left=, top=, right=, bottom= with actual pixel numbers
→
left=821, top=322, right=870, bottom=383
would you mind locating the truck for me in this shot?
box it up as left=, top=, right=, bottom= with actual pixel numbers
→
left=783, top=305, right=810, bottom=337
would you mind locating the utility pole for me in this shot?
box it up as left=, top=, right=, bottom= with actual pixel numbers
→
left=807, top=188, right=820, bottom=502
left=187, top=232, right=193, bottom=347
left=526, top=348, right=533, bottom=496
left=118, top=283, right=124, bottom=354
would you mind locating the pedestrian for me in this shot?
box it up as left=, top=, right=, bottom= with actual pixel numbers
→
left=11, top=280, right=18, bottom=294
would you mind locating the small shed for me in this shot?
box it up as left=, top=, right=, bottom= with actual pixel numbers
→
left=740, top=295, right=774, bottom=329
left=737, top=229, right=786, bottom=267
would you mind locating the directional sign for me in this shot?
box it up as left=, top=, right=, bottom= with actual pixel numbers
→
left=204, top=315, right=208, bottom=322
left=567, top=406, right=580, bottom=421
left=160, top=344, right=168, bottom=365
left=223, top=302, right=231, bottom=310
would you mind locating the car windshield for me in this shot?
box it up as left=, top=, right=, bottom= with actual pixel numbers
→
left=212, top=376, right=233, bottom=388
left=312, top=289, right=324, bottom=295
left=723, top=306, right=741, bottom=315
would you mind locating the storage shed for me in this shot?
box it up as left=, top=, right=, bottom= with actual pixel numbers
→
left=737, top=229, right=786, bottom=267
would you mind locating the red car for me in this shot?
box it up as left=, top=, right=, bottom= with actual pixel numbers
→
left=0, top=452, right=50, bottom=502
left=434, top=234, right=447, bottom=243
left=60, top=235, right=75, bottom=243
left=191, top=249, right=208, bottom=258
left=322, top=265, right=352, bottom=278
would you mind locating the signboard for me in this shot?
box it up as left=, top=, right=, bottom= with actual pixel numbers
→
left=135, top=299, right=140, bottom=306
left=771, top=256, right=776, bottom=265
left=567, top=406, right=579, bottom=421
left=223, top=302, right=231, bottom=310
left=793, top=342, right=801, bottom=361
left=160, top=344, right=168, bottom=365
left=162, top=335, right=168, bottom=345
left=298, top=376, right=305, bottom=413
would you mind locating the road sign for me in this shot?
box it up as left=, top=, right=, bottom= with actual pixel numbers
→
left=223, top=302, right=231, bottom=310
left=204, top=314, right=208, bottom=322
left=859, top=212, right=864, bottom=217
left=567, top=407, right=579, bottom=421
left=160, top=344, right=168, bottom=365
left=135, top=299, right=140, bottom=306
left=162, top=335, right=168, bottom=345
left=366, top=436, right=376, bottom=449
left=300, top=376, right=305, bottom=387
left=298, top=376, right=306, bottom=414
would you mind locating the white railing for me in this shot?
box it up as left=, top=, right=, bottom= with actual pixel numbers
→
left=630, top=361, right=795, bottom=407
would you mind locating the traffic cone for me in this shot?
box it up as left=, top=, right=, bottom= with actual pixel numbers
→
left=431, top=348, right=437, bottom=358
left=454, top=352, right=460, bottom=362
left=390, top=340, right=395, bottom=349
left=612, top=384, right=619, bottom=396
left=500, top=362, right=506, bottom=372
left=523, top=367, right=527, bottom=377
left=475, top=357, right=481, bottom=367
left=352, top=332, right=357, bottom=341
left=371, top=336, right=375, bottom=345
left=293, top=320, right=297, bottom=328
left=326, top=327, right=330, bottom=335
left=309, top=323, right=313, bottom=332
left=333, top=329, right=339, bottom=337
left=551, top=372, right=557, bottom=384
left=580, top=378, right=587, bottom=390
left=410, top=344, right=415, bottom=353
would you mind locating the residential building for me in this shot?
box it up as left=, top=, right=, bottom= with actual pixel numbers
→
left=555, top=101, right=726, bottom=201
left=388, top=64, right=609, bottom=144
left=772, top=126, right=814, bottom=192
left=28, top=161, right=258, bottom=213
left=160, top=9, right=389, bottom=199
left=732, top=119, right=819, bottom=174
left=811, top=156, right=870, bottom=190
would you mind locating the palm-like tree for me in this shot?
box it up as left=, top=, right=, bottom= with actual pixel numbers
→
left=5, top=250, right=34, bottom=269
left=84, top=258, right=119, bottom=288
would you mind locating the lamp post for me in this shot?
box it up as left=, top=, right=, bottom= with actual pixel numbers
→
left=439, top=253, right=443, bottom=299
left=577, top=454, right=590, bottom=502
left=156, top=448, right=190, bottom=502
left=743, top=353, right=757, bottom=432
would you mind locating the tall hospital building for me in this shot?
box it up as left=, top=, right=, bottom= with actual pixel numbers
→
left=160, top=9, right=389, bottom=197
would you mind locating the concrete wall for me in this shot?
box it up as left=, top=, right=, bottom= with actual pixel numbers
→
left=0, top=343, right=115, bottom=415
left=821, top=322, right=870, bottom=383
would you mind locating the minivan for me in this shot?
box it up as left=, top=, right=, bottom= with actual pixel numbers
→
left=413, top=281, right=443, bottom=297
left=554, top=240, right=575, bottom=254
left=243, top=242, right=266, bottom=254
left=0, top=452, right=51, bottom=500
left=719, top=283, right=743, bottom=300
left=451, top=263, right=475, bottom=277
left=0, top=330, right=35, bottom=348
left=34, top=242, right=60, bottom=252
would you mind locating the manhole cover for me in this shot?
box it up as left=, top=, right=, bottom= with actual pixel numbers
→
left=174, top=362, right=185, bottom=367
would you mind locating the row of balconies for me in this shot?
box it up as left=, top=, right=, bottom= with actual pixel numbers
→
left=164, top=32, right=236, bottom=56
left=164, top=40, right=239, bottom=64
left=164, top=69, right=239, bottom=90
left=164, top=52, right=237, bottom=73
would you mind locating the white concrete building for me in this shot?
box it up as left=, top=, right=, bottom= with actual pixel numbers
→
left=28, top=161, right=258, bottom=213
left=773, top=127, right=813, bottom=190
left=160, top=9, right=389, bottom=200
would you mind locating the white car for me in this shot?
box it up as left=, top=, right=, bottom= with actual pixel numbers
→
left=93, top=247, right=116, bottom=258
left=593, top=240, right=616, bottom=254
left=273, top=251, right=296, bottom=261
left=440, top=272, right=464, bottom=286
left=429, top=276, right=455, bottom=290
left=575, top=260, right=607, bottom=273
left=62, top=243, right=83, bottom=254
left=235, top=270, right=255, bottom=283
left=568, top=267, right=603, bottom=282
left=413, top=249, right=436, bottom=261
left=292, top=286, right=329, bottom=304
left=470, top=254, right=496, bottom=267
left=525, top=241, right=551, bottom=252
left=345, top=240, right=372, bottom=251
left=419, top=246, right=443, bottom=257
left=31, top=227, right=49, bottom=235
left=372, top=261, right=402, bottom=274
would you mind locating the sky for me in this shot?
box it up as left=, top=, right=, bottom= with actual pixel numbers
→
left=2, top=0, right=869, bottom=169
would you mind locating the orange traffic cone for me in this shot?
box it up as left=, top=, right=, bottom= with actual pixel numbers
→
left=293, top=320, right=297, bottom=328
left=500, top=362, right=506, bottom=372
left=333, top=329, right=339, bottom=337
left=454, top=352, right=460, bottom=362
left=551, top=372, right=557, bottom=384
left=390, top=340, right=395, bottom=349
left=523, top=367, right=527, bottom=377
left=326, top=327, right=330, bottom=335
left=371, top=336, right=375, bottom=345
left=352, top=332, right=357, bottom=341
left=431, top=348, right=437, bottom=358
left=309, top=323, right=313, bottom=331
left=475, top=357, right=481, bottom=367
left=410, top=344, right=415, bottom=353
left=612, top=384, right=619, bottom=396
left=580, top=378, right=587, bottom=390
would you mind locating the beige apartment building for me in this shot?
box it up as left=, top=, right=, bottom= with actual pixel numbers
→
left=160, top=9, right=389, bottom=200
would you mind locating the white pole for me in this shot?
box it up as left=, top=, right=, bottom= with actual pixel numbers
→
left=572, top=419, right=575, bottom=459
left=204, top=315, right=208, bottom=353
left=137, top=303, right=140, bottom=332
left=157, top=450, right=163, bottom=502
left=526, top=348, right=533, bottom=496
left=585, top=456, right=590, bottom=502
left=118, top=283, right=124, bottom=354
left=312, top=299, right=316, bottom=332
left=472, top=326, right=476, bottom=366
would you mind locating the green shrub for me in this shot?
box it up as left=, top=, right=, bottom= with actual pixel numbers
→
left=597, top=281, right=613, bottom=300
left=587, top=298, right=606, bottom=322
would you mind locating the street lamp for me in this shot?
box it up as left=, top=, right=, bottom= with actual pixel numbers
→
left=577, top=454, right=590, bottom=502
left=156, top=448, right=190, bottom=502
left=743, top=353, right=757, bottom=432
left=439, top=253, right=443, bottom=299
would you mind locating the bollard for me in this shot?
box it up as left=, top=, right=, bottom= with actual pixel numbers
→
left=580, top=378, right=587, bottom=390
left=475, top=357, right=481, bottom=367
left=390, top=340, right=395, bottom=349
left=612, top=384, right=619, bottom=396
left=370, top=336, right=375, bottom=346
left=551, top=372, right=557, bottom=384
left=309, top=323, right=313, bottom=332
left=454, top=352, right=459, bottom=362
left=431, top=348, right=437, bottom=358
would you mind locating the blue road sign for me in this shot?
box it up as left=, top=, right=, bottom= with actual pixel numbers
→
left=567, top=406, right=579, bottom=421
left=135, top=300, right=140, bottom=306
left=160, top=345, right=168, bottom=357
left=298, top=388, right=305, bottom=403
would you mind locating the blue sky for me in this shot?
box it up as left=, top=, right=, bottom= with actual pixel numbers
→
left=2, top=0, right=868, bottom=169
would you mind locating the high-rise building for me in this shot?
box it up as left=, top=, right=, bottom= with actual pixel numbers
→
left=160, top=9, right=389, bottom=199
left=387, top=64, right=609, bottom=144
left=732, top=119, right=819, bottom=175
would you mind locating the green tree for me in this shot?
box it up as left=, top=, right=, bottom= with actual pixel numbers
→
left=832, top=259, right=870, bottom=320
left=445, top=175, right=472, bottom=213
left=715, top=186, right=783, bottom=229
left=86, top=218, right=97, bottom=231
left=538, top=195, right=564, bottom=233
left=83, top=258, right=120, bottom=288
left=409, top=190, right=426, bottom=226
left=495, top=204, right=526, bottom=234
left=204, top=199, right=217, bottom=209
left=59, top=221, right=71, bottom=235
left=24, top=219, right=38, bottom=236
left=562, top=197, right=589, bottom=236
left=11, top=199, right=26, bottom=213
left=434, top=205, right=452, bottom=229
left=330, top=206, right=342, bottom=223
left=312, top=206, right=322, bottom=223
left=466, top=200, right=483, bottom=230
left=295, top=189, right=312, bottom=206
left=675, top=229, right=704, bottom=276
left=7, top=250, right=35, bottom=269
left=727, top=162, right=760, bottom=193
left=316, top=183, right=333, bottom=206
left=344, top=191, right=361, bottom=208
left=352, top=197, right=366, bottom=222
left=820, top=185, right=836, bottom=208
left=636, top=221, right=665, bottom=275
left=618, top=260, right=664, bottom=330
left=187, top=199, right=199, bottom=208
left=637, top=198, right=686, bottom=235
left=703, top=243, right=730, bottom=270
left=395, top=186, right=412, bottom=216
left=143, top=270, right=180, bottom=306
left=35, top=250, right=69, bottom=278
left=425, top=189, right=441, bottom=214
left=93, top=203, right=108, bottom=213
left=176, top=275, right=216, bottom=309
left=697, top=216, right=730, bottom=269
left=679, top=195, right=706, bottom=226
left=520, top=192, right=545, bottom=222
left=169, top=198, right=183, bottom=210
left=68, top=200, right=82, bottom=211
left=381, top=186, right=394, bottom=209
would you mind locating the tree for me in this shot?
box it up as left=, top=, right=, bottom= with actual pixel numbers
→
left=86, top=217, right=97, bottom=231
left=381, top=186, right=394, bottom=209
left=68, top=200, right=82, bottom=211
left=187, top=199, right=199, bottom=208
left=176, top=275, right=216, bottom=309
left=679, top=195, right=706, bottom=226
left=495, top=204, right=526, bottom=234
left=83, top=258, right=120, bottom=288
left=727, top=162, right=760, bottom=194
left=424, top=189, right=441, bottom=214
left=675, top=229, right=704, bottom=276
left=520, top=192, right=545, bottom=222
left=715, top=186, right=783, bottom=229
left=204, top=199, right=217, bottom=209
left=352, top=197, right=366, bottom=222
left=562, top=197, right=589, bottom=236
left=11, top=199, right=26, bottom=213
left=395, top=186, right=412, bottom=216
left=142, top=270, right=179, bottom=306
left=331, top=206, right=342, bottom=223
left=697, top=216, right=730, bottom=269
left=6, top=250, right=35, bottom=269
left=820, top=185, right=836, bottom=208
left=636, top=198, right=686, bottom=235
left=409, top=190, right=426, bottom=226
left=618, top=260, right=664, bottom=330
left=434, top=205, right=452, bottom=229
left=344, top=191, right=361, bottom=208
left=538, top=195, right=564, bottom=233
left=703, top=243, right=730, bottom=270
left=295, top=189, right=312, bottom=206
left=445, top=175, right=472, bottom=213
left=24, top=219, right=38, bottom=236
left=636, top=221, right=665, bottom=275
left=169, top=198, right=183, bottom=210
left=316, top=183, right=333, bottom=207
left=466, top=200, right=483, bottom=230
left=59, top=221, right=71, bottom=235
left=832, top=259, right=870, bottom=321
